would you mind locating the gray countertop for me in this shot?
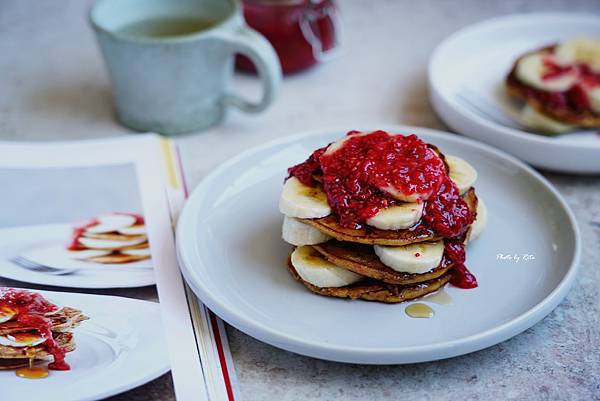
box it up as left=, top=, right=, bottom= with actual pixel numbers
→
left=1, top=1, right=599, bottom=400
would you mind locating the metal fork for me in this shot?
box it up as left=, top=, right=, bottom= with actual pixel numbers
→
left=456, top=87, right=524, bottom=129
left=11, top=256, right=77, bottom=275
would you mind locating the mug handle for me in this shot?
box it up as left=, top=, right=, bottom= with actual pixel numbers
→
left=216, top=26, right=282, bottom=113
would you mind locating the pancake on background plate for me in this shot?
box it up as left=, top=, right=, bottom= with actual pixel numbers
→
left=506, top=37, right=600, bottom=134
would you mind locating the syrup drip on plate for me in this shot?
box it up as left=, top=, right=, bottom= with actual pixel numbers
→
left=405, top=303, right=434, bottom=319
left=15, top=348, right=49, bottom=379
left=423, top=289, right=453, bottom=305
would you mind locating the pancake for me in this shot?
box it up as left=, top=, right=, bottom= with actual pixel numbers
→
left=82, top=232, right=147, bottom=242
left=86, top=253, right=150, bottom=264
left=119, top=242, right=150, bottom=251
left=301, top=188, right=478, bottom=246
left=0, top=332, right=75, bottom=363
left=312, top=241, right=452, bottom=285
left=287, top=259, right=451, bottom=303
left=0, top=307, right=88, bottom=336
left=0, top=358, right=39, bottom=370
left=506, top=45, right=600, bottom=128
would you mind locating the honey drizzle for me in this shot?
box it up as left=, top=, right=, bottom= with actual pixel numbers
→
left=405, top=303, right=434, bottom=318
left=422, top=289, right=453, bottom=305
left=15, top=348, right=49, bottom=379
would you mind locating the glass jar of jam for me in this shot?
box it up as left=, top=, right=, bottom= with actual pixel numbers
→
left=237, top=0, right=341, bottom=75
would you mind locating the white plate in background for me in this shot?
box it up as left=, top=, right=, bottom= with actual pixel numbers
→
left=429, top=13, right=600, bottom=174
left=176, top=126, right=580, bottom=364
left=0, top=224, right=155, bottom=288
left=1, top=289, right=170, bottom=401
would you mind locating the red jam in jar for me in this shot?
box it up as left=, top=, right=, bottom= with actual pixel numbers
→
left=237, top=0, right=340, bottom=74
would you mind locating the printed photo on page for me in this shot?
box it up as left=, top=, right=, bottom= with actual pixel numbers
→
left=0, top=162, right=173, bottom=400
left=0, top=136, right=239, bottom=401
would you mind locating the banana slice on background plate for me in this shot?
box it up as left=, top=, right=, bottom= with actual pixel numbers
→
left=374, top=241, right=444, bottom=274
left=282, top=216, right=332, bottom=246
left=279, top=177, right=331, bottom=219
left=554, top=37, right=600, bottom=70
left=446, top=155, right=478, bottom=194
left=291, top=246, right=363, bottom=288
left=366, top=202, right=423, bottom=230
left=516, top=53, right=578, bottom=92
left=588, top=87, right=600, bottom=114
left=519, top=105, right=576, bottom=134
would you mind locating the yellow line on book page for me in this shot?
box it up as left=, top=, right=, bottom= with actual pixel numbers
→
left=160, top=137, right=180, bottom=190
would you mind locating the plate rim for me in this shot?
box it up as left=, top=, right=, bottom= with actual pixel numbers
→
left=177, top=125, right=581, bottom=363
left=428, top=12, right=600, bottom=173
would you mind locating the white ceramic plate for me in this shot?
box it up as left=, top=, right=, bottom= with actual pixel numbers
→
left=0, top=224, right=155, bottom=288
left=177, top=126, right=580, bottom=364
left=428, top=13, right=600, bottom=174
left=2, top=289, right=170, bottom=401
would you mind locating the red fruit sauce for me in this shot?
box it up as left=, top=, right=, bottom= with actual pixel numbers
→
left=66, top=218, right=99, bottom=251
left=444, top=238, right=478, bottom=289
left=529, top=56, right=600, bottom=114
left=0, top=288, right=69, bottom=370
left=287, top=130, right=477, bottom=288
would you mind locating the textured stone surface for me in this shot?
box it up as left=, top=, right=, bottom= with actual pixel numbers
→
left=1, top=0, right=599, bottom=400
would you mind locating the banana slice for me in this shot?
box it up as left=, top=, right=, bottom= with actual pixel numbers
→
left=0, top=306, right=15, bottom=324
left=67, top=249, right=112, bottom=260
left=379, top=186, right=429, bottom=203
left=279, top=177, right=331, bottom=219
left=291, top=246, right=363, bottom=288
left=0, top=333, right=46, bottom=347
left=374, top=241, right=444, bottom=274
left=446, top=155, right=477, bottom=194
left=516, top=53, right=578, bottom=92
left=520, top=105, right=575, bottom=133
left=118, top=225, right=147, bottom=235
left=467, top=197, right=487, bottom=243
left=282, top=216, right=331, bottom=246
left=86, top=214, right=137, bottom=234
left=323, top=131, right=371, bottom=156
left=588, top=87, right=600, bottom=114
left=554, top=37, right=600, bottom=71
left=366, top=202, right=423, bottom=230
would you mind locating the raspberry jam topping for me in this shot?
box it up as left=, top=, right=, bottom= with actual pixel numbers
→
left=526, top=56, right=600, bottom=114
left=444, top=238, right=478, bottom=289
left=0, top=288, right=69, bottom=370
left=423, top=176, right=473, bottom=238
left=288, top=147, right=326, bottom=187
left=67, top=218, right=99, bottom=251
left=290, top=131, right=448, bottom=228
left=287, top=131, right=477, bottom=289
left=542, top=57, right=576, bottom=80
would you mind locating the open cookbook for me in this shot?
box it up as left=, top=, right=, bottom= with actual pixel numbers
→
left=0, top=135, right=238, bottom=401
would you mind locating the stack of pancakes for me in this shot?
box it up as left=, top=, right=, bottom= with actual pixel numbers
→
left=0, top=306, right=88, bottom=369
left=67, top=213, right=151, bottom=264
left=280, top=138, right=486, bottom=304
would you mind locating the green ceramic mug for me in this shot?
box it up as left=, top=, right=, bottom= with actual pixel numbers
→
left=90, top=0, right=282, bottom=135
